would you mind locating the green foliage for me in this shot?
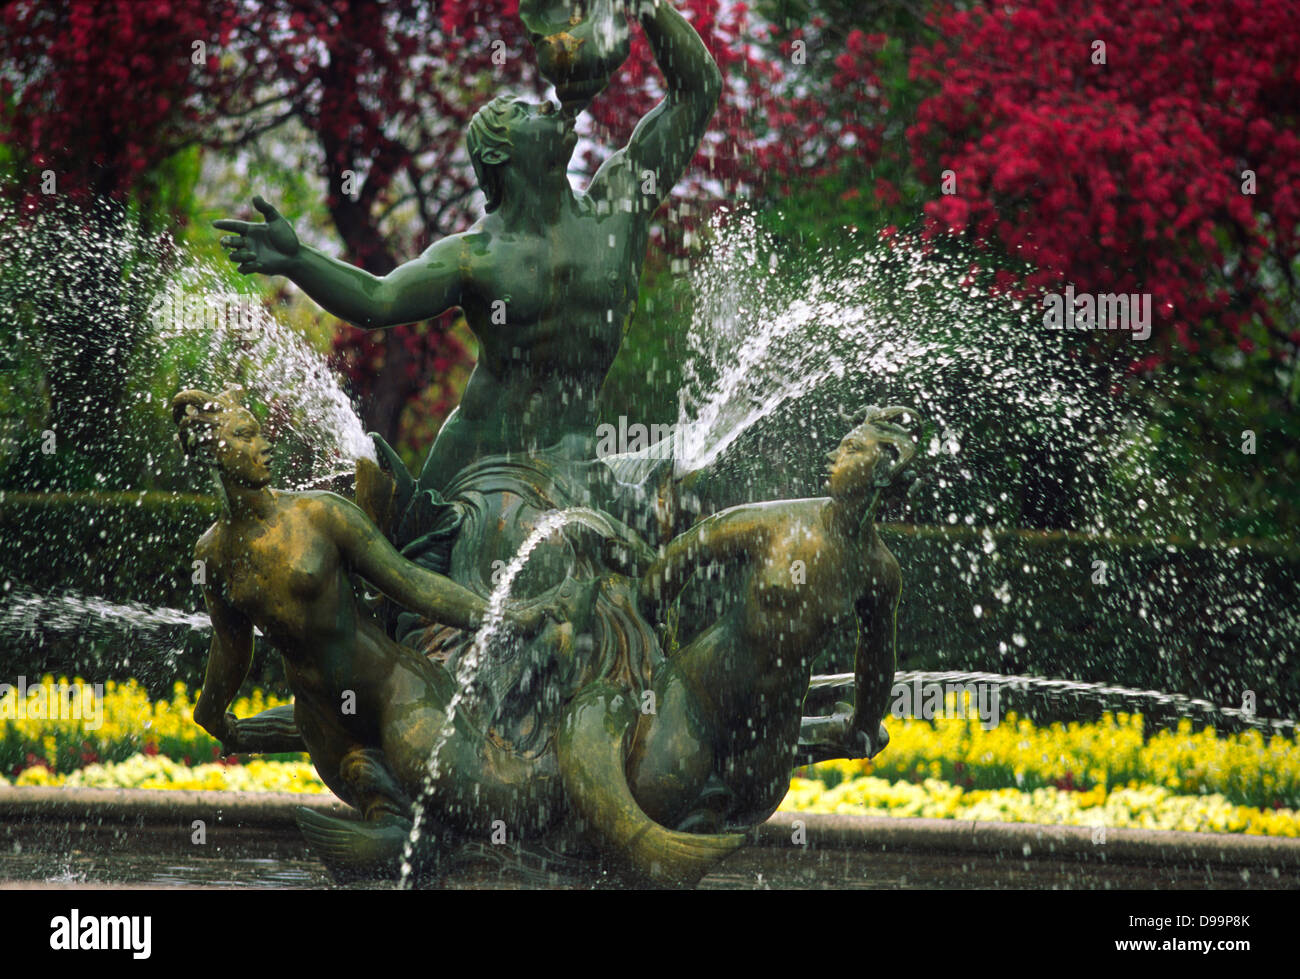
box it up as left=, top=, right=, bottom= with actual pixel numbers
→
left=1120, top=350, right=1300, bottom=540
left=751, top=2, right=938, bottom=248
left=0, top=493, right=289, bottom=698
left=600, top=257, right=694, bottom=427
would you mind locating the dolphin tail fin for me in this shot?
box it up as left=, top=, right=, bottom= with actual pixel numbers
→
left=557, top=684, right=744, bottom=886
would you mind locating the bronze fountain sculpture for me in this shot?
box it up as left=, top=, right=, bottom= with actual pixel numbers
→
left=197, top=0, right=919, bottom=885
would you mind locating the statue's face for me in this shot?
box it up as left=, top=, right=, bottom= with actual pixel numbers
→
left=826, top=413, right=916, bottom=500
left=505, top=97, right=578, bottom=172
left=213, top=408, right=273, bottom=488
left=826, top=433, right=887, bottom=500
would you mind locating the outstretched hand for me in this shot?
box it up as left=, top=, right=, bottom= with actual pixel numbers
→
left=214, top=196, right=300, bottom=276
left=797, top=702, right=888, bottom=765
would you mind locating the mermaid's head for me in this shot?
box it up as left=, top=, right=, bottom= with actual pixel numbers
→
left=826, top=405, right=919, bottom=502
left=172, top=386, right=272, bottom=489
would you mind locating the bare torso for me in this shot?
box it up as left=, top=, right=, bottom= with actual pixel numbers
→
left=421, top=192, right=650, bottom=484
left=198, top=493, right=394, bottom=734
left=197, top=491, right=561, bottom=828
left=629, top=497, right=898, bottom=828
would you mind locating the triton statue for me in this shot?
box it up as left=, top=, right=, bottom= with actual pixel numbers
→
left=214, top=0, right=717, bottom=492
left=199, top=0, right=916, bottom=886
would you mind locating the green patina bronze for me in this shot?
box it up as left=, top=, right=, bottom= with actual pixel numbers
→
left=197, top=0, right=918, bottom=886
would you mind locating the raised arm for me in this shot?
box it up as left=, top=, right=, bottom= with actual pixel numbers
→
left=589, top=1, right=722, bottom=209
left=215, top=197, right=465, bottom=329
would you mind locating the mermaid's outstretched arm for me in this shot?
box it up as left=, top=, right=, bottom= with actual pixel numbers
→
left=849, top=541, right=902, bottom=740
left=194, top=577, right=253, bottom=748
left=639, top=506, right=765, bottom=609
left=320, top=493, right=494, bottom=631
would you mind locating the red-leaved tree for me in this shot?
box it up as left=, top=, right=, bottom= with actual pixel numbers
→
left=0, top=0, right=224, bottom=451
left=853, top=0, right=1300, bottom=369
left=0, top=0, right=213, bottom=204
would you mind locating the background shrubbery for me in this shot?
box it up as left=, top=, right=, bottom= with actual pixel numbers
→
left=1, top=2, right=1297, bottom=732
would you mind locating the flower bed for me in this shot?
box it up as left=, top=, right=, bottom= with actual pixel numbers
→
left=1, top=676, right=301, bottom=778
left=8, top=752, right=325, bottom=793
left=4, top=678, right=1298, bottom=836
left=779, top=775, right=1300, bottom=836
left=798, top=707, right=1300, bottom=811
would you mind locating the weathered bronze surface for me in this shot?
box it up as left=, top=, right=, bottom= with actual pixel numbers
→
left=175, top=387, right=559, bottom=873
left=200, top=1, right=917, bottom=886
left=215, top=1, right=718, bottom=495
left=520, top=0, right=631, bottom=113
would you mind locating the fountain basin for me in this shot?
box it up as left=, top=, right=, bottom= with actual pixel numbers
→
left=2, top=787, right=1296, bottom=889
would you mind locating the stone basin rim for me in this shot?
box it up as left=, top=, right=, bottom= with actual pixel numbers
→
left=3, top=786, right=1297, bottom=868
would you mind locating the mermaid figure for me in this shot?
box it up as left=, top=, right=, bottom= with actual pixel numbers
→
left=174, top=387, right=557, bottom=873
left=604, top=408, right=918, bottom=834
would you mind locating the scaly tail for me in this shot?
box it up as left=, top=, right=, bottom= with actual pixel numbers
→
left=294, top=808, right=440, bottom=883
left=557, top=683, right=744, bottom=886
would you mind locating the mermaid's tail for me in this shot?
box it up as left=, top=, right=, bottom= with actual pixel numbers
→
left=294, top=808, right=441, bottom=883
left=557, top=683, right=744, bottom=886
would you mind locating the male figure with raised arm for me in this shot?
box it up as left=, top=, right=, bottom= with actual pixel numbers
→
left=215, top=1, right=721, bottom=494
